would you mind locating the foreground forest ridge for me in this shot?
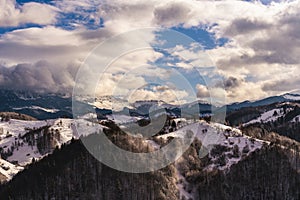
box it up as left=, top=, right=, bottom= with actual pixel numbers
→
left=0, top=122, right=300, bottom=200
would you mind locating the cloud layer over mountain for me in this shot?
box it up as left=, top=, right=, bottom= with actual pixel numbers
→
left=0, top=0, right=299, bottom=103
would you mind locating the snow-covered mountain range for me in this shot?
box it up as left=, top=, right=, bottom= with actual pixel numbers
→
left=2, top=89, right=300, bottom=121
left=0, top=89, right=299, bottom=192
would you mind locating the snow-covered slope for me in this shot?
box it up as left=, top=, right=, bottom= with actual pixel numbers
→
left=0, top=119, right=47, bottom=164
left=155, top=120, right=267, bottom=199
left=244, top=108, right=283, bottom=126
left=0, top=116, right=107, bottom=182
left=0, top=158, right=23, bottom=181
left=0, top=118, right=104, bottom=171
left=0, top=114, right=268, bottom=188
left=107, top=114, right=142, bottom=124
left=158, top=121, right=265, bottom=171
left=283, top=93, right=300, bottom=101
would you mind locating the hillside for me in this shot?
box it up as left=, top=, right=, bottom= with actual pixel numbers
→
left=227, top=101, right=300, bottom=142
left=0, top=120, right=299, bottom=199
left=0, top=93, right=300, bottom=199
left=0, top=112, right=36, bottom=121
left=0, top=134, right=178, bottom=200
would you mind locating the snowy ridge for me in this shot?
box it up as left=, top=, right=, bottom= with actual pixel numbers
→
left=0, top=119, right=72, bottom=166
left=0, top=117, right=105, bottom=183
left=107, top=114, right=142, bottom=124
left=244, top=108, right=283, bottom=126
left=0, top=115, right=268, bottom=187
left=283, top=94, right=300, bottom=101
left=156, top=120, right=267, bottom=199
left=159, top=121, right=265, bottom=171
left=0, top=119, right=49, bottom=165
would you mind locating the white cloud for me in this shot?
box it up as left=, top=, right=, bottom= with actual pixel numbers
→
left=127, top=88, right=188, bottom=104
left=196, top=84, right=209, bottom=98
left=0, top=26, right=92, bottom=66
left=165, top=0, right=297, bottom=102
left=0, top=0, right=58, bottom=27
left=167, top=44, right=214, bottom=69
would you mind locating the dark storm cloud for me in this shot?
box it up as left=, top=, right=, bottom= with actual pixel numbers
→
left=216, top=76, right=242, bottom=90
left=0, top=61, right=78, bottom=93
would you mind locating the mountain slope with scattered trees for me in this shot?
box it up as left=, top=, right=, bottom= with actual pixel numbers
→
left=0, top=125, right=300, bottom=200
left=0, top=135, right=178, bottom=200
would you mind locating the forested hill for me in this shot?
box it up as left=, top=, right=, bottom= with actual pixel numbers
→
left=0, top=136, right=178, bottom=200
left=0, top=129, right=300, bottom=200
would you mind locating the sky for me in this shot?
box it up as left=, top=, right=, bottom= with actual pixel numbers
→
left=0, top=0, right=299, bottom=105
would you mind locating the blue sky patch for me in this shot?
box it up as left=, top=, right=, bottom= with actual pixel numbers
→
left=172, top=26, right=229, bottom=50
left=16, top=0, right=54, bottom=5
left=55, top=7, right=104, bottom=30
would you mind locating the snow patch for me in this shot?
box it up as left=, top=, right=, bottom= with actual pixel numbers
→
left=13, top=106, right=59, bottom=113
left=175, top=162, right=194, bottom=200
left=107, top=114, right=142, bottom=124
